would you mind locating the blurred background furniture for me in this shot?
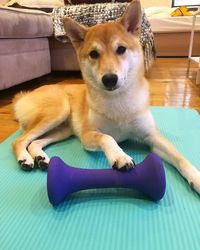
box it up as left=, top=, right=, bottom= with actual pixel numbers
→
left=187, top=9, right=200, bottom=85
left=0, top=6, right=53, bottom=90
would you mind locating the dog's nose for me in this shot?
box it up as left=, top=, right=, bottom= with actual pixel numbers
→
left=102, top=74, right=118, bottom=90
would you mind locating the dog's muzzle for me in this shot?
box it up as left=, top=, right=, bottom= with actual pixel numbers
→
left=102, top=74, right=118, bottom=91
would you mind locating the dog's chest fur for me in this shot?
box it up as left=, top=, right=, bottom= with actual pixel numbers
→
left=87, top=84, right=150, bottom=142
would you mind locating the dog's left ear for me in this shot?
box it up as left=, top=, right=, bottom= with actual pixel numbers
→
left=120, top=0, right=142, bottom=34
left=63, top=17, right=88, bottom=48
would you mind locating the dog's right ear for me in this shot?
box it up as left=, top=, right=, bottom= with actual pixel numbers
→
left=63, top=17, right=88, bottom=48
left=120, top=0, right=142, bottom=34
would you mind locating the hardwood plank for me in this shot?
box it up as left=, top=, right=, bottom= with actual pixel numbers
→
left=0, top=58, right=200, bottom=143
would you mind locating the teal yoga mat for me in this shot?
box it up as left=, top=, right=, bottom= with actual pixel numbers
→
left=1, top=107, right=200, bottom=250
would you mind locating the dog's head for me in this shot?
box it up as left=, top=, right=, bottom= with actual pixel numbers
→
left=63, top=0, right=143, bottom=93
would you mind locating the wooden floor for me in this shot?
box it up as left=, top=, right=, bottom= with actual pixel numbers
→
left=0, top=57, right=200, bottom=143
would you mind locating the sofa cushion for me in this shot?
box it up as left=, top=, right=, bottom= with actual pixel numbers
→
left=0, top=7, right=53, bottom=38
left=0, top=38, right=51, bottom=90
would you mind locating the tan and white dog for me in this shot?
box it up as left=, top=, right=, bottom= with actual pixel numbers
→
left=12, top=0, right=200, bottom=194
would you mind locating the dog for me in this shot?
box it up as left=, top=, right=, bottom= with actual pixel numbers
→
left=12, top=0, right=200, bottom=195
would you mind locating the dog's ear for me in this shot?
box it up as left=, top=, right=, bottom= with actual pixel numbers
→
left=63, top=17, right=88, bottom=48
left=120, top=0, right=142, bottom=34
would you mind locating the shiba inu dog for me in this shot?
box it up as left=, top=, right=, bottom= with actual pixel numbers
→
left=12, top=0, right=200, bottom=195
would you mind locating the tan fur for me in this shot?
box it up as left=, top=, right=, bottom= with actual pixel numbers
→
left=12, top=0, right=200, bottom=194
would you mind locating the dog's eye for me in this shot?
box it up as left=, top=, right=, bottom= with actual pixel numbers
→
left=89, top=50, right=100, bottom=59
left=116, top=46, right=126, bottom=55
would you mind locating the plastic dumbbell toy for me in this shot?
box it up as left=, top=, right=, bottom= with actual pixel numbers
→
left=47, top=153, right=166, bottom=206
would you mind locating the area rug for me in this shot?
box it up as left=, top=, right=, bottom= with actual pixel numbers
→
left=1, top=107, right=200, bottom=250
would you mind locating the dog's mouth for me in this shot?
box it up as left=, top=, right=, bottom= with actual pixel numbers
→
left=104, top=85, right=119, bottom=92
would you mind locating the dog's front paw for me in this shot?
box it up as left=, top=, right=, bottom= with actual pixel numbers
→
left=111, top=153, right=135, bottom=171
left=34, top=156, right=49, bottom=171
left=180, top=163, right=200, bottom=195
left=187, top=169, right=200, bottom=195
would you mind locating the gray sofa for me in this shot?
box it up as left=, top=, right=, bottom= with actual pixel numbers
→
left=0, top=7, right=53, bottom=90
left=0, top=6, right=80, bottom=90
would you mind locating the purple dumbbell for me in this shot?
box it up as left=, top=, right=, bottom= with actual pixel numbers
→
left=47, top=153, right=166, bottom=206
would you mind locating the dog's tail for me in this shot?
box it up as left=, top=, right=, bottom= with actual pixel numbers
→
left=12, top=91, right=28, bottom=106
left=12, top=91, right=29, bottom=126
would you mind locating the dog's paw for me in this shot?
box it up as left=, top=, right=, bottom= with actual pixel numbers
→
left=187, top=169, right=200, bottom=195
left=34, top=156, right=49, bottom=171
left=18, top=153, right=34, bottom=171
left=111, top=153, right=135, bottom=171
left=27, top=143, right=49, bottom=171
left=180, top=163, right=200, bottom=195
left=18, top=160, right=34, bottom=171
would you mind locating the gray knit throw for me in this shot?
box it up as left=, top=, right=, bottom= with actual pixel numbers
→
left=52, top=2, right=155, bottom=72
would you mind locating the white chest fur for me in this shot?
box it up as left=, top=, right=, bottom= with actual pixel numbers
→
left=87, top=80, right=156, bottom=142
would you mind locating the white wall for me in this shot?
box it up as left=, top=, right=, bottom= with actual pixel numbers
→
left=141, top=0, right=171, bottom=7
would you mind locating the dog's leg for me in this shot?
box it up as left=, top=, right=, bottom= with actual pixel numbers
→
left=147, top=132, right=200, bottom=194
left=13, top=89, right=70, bottom=171
left=12, top=121, right=54, bottom=171
left=81, top=131, right=135, bottom=171
left=27, top=124, right=72, bottom=170
left=12, top=117, right=68, bottom=171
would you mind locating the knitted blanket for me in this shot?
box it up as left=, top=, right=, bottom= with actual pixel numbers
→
left=52, top=2, right=156, bottom=72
